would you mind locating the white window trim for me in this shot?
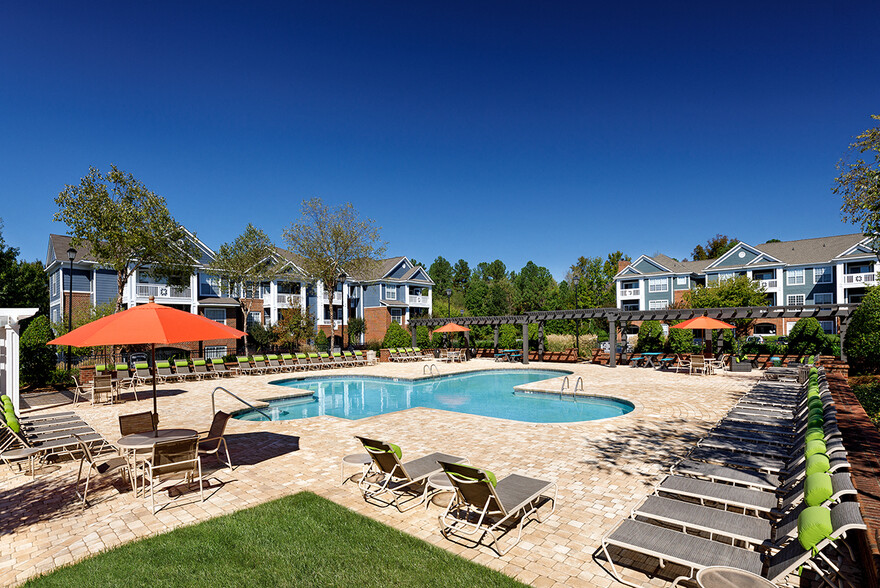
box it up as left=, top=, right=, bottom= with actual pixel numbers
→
left=813, top=266, right=832, bottom=284
left=718, top=271, right=735, bottom=282
left=787, top=268, right=805, bottom=286
left=786, top=294, right=805, bottom=306
left=813, top=293, right=833, bottom=304
left=676, top=276, right=687, bottom=286
left=384, top=284, right=397, bottom=300
left=390, top=308, right=403, bottom=324
left=204, top=308, right=226, bottom=323
left=204, top=345, right=226, bottom=359
left=648, top=277, right=668, bottom=293
left=649, top=299, right=669, bottom=310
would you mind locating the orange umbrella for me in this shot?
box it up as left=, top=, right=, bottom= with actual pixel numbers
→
left=671, top=316, right=735, bottom=330
left=431, top=322, right=471, bottom=334
left=50, top=299, right=246, bottom=417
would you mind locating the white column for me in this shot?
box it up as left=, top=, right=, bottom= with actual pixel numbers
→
left=835, top=263, right=845, bottom=304
left=638, top=279, right=646, bottom=311
left=342, top=283, right=349, bottom=325
left=190, top=273, right=198, bottom=314
left=300, top=283, right=307, bottom=313
left=426, top=287, right=432, bottom=317
left=269, top=281, right=278, bottom=325
left=316, top=281, right=324, bottom=324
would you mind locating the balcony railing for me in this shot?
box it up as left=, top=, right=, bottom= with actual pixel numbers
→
left=407, top=295, right=430, bottom=306
left=320, top=293, right=343, bottom=305
left=753, top=279, right=778, bottom=289
left=844, top=273, right=876, bottom=285
left=137, top=284, right=192, bottom=299
left=276, top=294, right=301, bottom=307
left=620, top=288, right=640, bottom=298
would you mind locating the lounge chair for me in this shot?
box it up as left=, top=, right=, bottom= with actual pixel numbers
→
left=155, top=361, right=177, bottom=383
left=331, top=352, right=348, bottom=367
left=174, top=359, right=198, bottom=381
left=355, top=435, right=467, bottom=512
left=388, top=348, right=404, bottom=362
left=438, top=460, right=557, bottom=556
left=295, top=353, right=310, bottom=370
left=192, top=359, right=215, bottom=379
left=266, top=354, right=284, bottom=372
left=133, top=362, right=153, bottom=387
left=197, top=411, right=232, bottom=472
left=318, top=352, right=335, bottom=367
left=307, top=352, right=323, bottom=369
left=354, top=350, right=368, bottom=365
left=115, top=363, right=134, bottom=388
left=279, top=353, right=297, bottom=371
left=236, top=356, right=259, bottom=375
left=250, top=355, right=273, bottom=374
left=209, top=358, right=234, bottom=377
left=412, top=347, right=430, bottom=360
left=342, top=351, right=358, bottom=365
left=600, top=502, right=866, bottom=588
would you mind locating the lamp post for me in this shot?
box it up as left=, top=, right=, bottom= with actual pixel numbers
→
left=66, top=247, right=77, bottom=371
left=445, top=288, right=452, bottom=348
left=573, top=275, right=580, bottom=359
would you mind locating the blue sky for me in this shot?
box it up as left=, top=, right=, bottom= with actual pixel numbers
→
left=1, top=2, right=878, bottom=281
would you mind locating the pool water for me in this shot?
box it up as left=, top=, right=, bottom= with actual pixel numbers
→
left=235, top=369, right=634, bottom=423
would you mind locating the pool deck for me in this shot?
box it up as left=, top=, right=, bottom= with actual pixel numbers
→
left=1, top=359, right=762, bottom=587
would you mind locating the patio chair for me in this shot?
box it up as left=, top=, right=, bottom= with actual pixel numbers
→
left=236, top=356, right=259, bottom=375
left=209, top=358, right=235, bottom=377
left=192, top=359, right=215, bottom=380
left=342, top=351, right=358, bottom=365
left=143, top=436, right=204, bottom=514
left=155, top=361, right=177, bottom=383
left=197, top=411, right=232, bottom=472
left=92, top=374, right=115, bottom=404
left=689, top=354, right=708, bottom=375
left=253, top=355, right=277, bottom=373
left=115, top=363, right=134, bottom=387
left=438, top=461, right=557, bottom=556
left=331, top=352, right=348, bottom=367
left=296, top=353, right=311, bottom=370
left=133, top=362, right=153, bottom=387
left=71, top=375, right=91, bottom=406
left=119, top=411, right=159, bottom=437
left=307, top=353, right=324, bottom=369
left=73, top=434, right=130, bottom=509
left=279, top=353, right=297, bottom=371
left=174, top=359, right=198, bottom=380
left=706, top=354, right=729, bottom=373
left=600, top=502, right=866, bottom=588
left=0, top=417, right=45, bottom=476
left=354, top=350, right=368, bottom=365
left=355, top=435, right=467, bottom=512
left=266, top=354, right=285, bottom=372
left=388, top=348, right=404, bottom=362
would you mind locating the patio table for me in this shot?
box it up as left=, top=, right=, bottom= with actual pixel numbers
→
left=641, top=352, right=661, bottom=368
left=117, top=428, right=198, bottom=496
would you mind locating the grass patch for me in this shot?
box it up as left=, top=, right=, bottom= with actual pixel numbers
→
left=850, top=375, right=880, bottom=427
left=24, top=492, right=525, bottom=588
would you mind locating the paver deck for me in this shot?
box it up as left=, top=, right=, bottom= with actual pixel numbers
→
left=1, top=360, right=761, bottom=586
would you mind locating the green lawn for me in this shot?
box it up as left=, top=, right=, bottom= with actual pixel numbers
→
left=24, top=492, right=526, bottom=588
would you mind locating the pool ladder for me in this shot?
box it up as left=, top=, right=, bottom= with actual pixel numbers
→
left=559, top=376, right=584, bottom=401
left=212, top=386, right=272, bottom=420
left=423, top=363, right=440, bottom=377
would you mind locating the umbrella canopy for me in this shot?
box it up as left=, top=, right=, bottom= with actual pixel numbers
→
left=49, top=299, right=246, bottom=417
left=670, top=316, right=735, bottom=330
left=432, top=322, right=471, bottom=334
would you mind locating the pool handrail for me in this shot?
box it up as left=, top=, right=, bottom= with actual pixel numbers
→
left=212, top=386, right=272, bottom=421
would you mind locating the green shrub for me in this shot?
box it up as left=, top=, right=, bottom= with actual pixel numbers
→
left=416, top=326, right=432, bottom=349
left=845, top=288, right=880, bottom=373
left=666, top=323, right=694, bottom=354
left=48, top=368, right=76, bottom=388
left=365, top=340, right=382, bottom=353
left=851, top=376, right=880, bottom=425
left=21, top=315, right=57, bottom=388
left=382, top=322, right=411, bottom=349
left=314, top=330, right=329, bottom=352
left=498, top=325, right=517, bottom=349
left=789, top=318, right=827, bottom=355
left=347, top=317, right=365, bottom=346
left=635, top=320, right=664, bottom=352
left=222, top=354, right=237, bottom=364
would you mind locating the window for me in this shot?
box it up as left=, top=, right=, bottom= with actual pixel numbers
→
left=204, top=308, right=226, bottom=324
left=814, top=267, right=832, bottom=284
left=246, top=311, right=260, bottom=328
left=719, top=272, right=735, bottom=282
left=384, top=284, right=396, bottom=300
left=786, top=294, right=805, bottom=306
left=390, top=308, right=403, bottom=324
left=813, top=293, right=833, bottom=305
left=787, top=268, right=805, bottom=286
left=648, top=277, right=668, bottom=293
left=676, top=276, right=688, bottom=286
left=622, top=302, right=639, bottom=311
left=649, top=299, right=668, bottom=310
left=201, top=276, right=221, bottom=296
left=819, top=320, right=835, bottom=334
left=204, top=345, right=226, bottom=359
left=51, top=272, right=58, bottom=296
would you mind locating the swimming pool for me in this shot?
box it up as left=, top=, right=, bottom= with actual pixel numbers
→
left=234, top=369, right=634, bottom=423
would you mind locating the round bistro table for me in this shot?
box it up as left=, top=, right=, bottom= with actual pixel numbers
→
left=696, top=566, right=774, bottom=588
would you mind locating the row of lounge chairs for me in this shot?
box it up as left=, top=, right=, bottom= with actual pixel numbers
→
left=236, top=352, right=369, bottom=374
left=388, top=347, right=431, bottom=362
left=352, top=435, right=557, bottom=556
left=1, top=396, right=111, bottom=474
left=600, top=367, right=866, bottom=587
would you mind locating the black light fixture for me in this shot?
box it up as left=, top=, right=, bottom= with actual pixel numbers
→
left=573, top=275, right=580, bottom=360
left=66, top=247, right=77, bottom=371
left=445, top=288, right=452, bottom=316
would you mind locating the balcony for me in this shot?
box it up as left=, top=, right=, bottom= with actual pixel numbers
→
left=407, top=294, right=430, bottom=307
left=620, top=288, right=640, bottom=298
left=276, top=294, right=301, bottom=308
left=753, top=279, right=778, bottom=289
left=137, top=284, right=192, bottom=299
left=844, top=272, right=876, bottom=285
left=320, top=292, right=343, bottom=305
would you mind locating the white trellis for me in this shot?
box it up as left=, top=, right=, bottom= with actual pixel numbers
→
left=0, top=308, right=39, bottom=414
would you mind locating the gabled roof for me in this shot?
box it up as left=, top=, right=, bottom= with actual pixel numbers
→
left=704, top=242, right=776, bottom=270
left=754, top=233, right=866, bottom=265
left=616, top=254, right=710, bottom=278
left=354, top=256, right=434, bottom=284
left=47, top=234, right=98, bottom=265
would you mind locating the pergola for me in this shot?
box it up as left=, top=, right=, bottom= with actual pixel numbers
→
left=409, top=303, right=855, bottom=367
left=0, top=308, right=39, bottom=412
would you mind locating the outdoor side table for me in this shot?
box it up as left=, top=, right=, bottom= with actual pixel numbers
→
left=341, top=453, right=372, bottom=486
left=696, top=566, right=774, bottom=588
left=0, top=446, right=45, bottom=476
left=425, top=471, right=456, bottom=510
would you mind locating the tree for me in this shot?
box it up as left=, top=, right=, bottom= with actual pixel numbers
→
left=347, top=316, right=365, bottom=347
left=835, top=114, right=880, bottom=251
left=208, top=224, right=279, bottom=353
left=0, top=221, right=49, bottom=316
left=54, top=166, right=198, bottom=312
left=788, top=318, right=828, bottom=356
left=513, top=261, right=556, bottom=312
left=428, top=256, right=453, bottom=291
left=666, top=322, right=695, bottom=353
left=691, top=234, right=738, bottom=261
left=844, top=286, right=880, bottom=373
left=635, top=320, right=665, bottom=352
left=283, top=198, right=386, bottom=350
left=382, top=322, right=411, bottom=348
left=452, top=259, right=470, bottom=292
left=273, top=307, right=315, bottom=351
left=681, top=275, right=768, bottom=334
left=20, top=316, right=57, bottom=388
left=484, top=260, right=507, bottom=281
left=247, top=321, right=274, bottom=352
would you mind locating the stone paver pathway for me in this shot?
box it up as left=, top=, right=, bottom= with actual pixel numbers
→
left=0, top=360, right=760, bottom=587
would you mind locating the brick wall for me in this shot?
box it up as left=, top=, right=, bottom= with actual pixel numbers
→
left=365, top=307, right=391, bottom=343
left=64, top=292, right=92, bottom=321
